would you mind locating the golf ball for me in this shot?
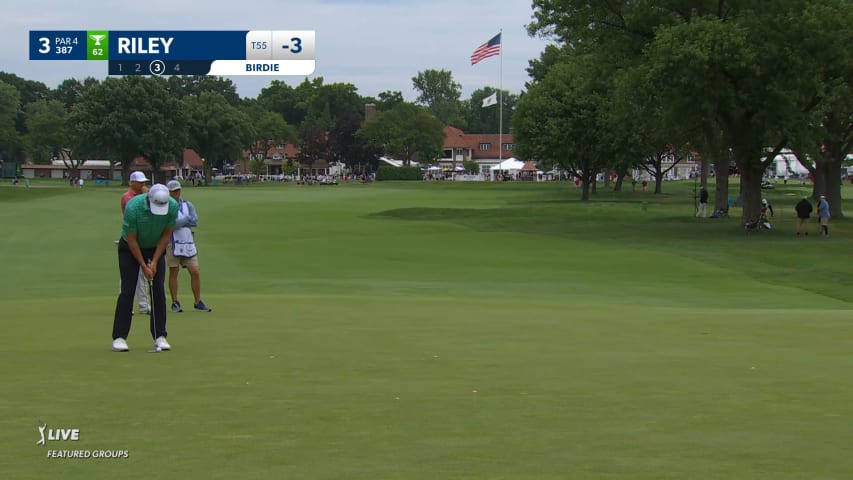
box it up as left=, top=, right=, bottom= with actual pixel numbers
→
left=154, top=346, right=162, bottom=352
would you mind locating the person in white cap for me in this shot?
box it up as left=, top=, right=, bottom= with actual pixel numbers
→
left=112, top=184, right=178, bottom=352
left=121, top=171, right=151, bottom=314
left=165, top=180, right=212, bottom=313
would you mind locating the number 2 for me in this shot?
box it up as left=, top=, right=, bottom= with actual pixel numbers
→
left=135, top=64, right=141, bottom=73
left=38, top=37, right=50, bottom=54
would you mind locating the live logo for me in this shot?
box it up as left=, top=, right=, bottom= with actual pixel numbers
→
left=48, top=428, right=80, bottom=441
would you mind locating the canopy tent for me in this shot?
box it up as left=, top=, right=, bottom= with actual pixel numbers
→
left=520, top=161, right=538, bottom=172
left=520, top=161, right=541, bottom=181
left=490, top=158, right=525, bottom=171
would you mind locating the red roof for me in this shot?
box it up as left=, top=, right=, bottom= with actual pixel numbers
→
left=183, top=149, right=203, bottom=168
left=442, top=126, right=515, bottom=159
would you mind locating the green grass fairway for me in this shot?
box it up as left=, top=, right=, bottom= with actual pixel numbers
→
left=2, top=179, right=852, bottom=479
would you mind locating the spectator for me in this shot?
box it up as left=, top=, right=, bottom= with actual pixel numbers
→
left=696, top=186, right=709, bottom=218
left=817, top=195, right=830, bottom=237
left=794, top=196, right=812, bottom=236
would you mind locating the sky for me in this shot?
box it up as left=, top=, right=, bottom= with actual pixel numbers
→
left=1, top=0, right=553, bottom=101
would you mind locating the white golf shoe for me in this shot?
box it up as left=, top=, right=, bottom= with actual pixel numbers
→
left=112, top=338, right=129, bottom=352
left=154, top=336, right=171, bottom=351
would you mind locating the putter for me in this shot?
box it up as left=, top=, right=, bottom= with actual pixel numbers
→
left=145, top=263, right=161, bottom=354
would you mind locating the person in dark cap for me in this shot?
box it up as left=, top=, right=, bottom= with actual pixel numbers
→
left=794, top=196, right=812, bottom=236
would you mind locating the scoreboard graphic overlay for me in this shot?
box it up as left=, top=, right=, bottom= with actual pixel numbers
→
left=29, top=30, right=315, bottom=76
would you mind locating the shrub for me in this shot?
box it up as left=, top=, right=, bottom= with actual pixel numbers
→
left=376, top=166, right=422, bottom=181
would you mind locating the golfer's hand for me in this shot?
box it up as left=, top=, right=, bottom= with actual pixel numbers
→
left=147, top=260, right=158, bottom=279
left=142, top=263, right=154, bottom=280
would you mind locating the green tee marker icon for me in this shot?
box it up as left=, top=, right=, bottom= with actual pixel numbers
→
left=87, top=31, right=108, bottom=60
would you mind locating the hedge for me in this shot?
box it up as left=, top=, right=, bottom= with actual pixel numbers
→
left=376, top=166, right=422, bottom=181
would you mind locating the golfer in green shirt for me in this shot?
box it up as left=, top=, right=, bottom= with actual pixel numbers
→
left=112, top=184, right=178, bottom=352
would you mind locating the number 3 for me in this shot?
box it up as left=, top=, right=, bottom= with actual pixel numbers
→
left=290, top=37, right=302, bottom=54
left=39, top=37, right=50, bottom=54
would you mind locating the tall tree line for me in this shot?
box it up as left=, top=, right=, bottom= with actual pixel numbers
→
left=514, top=0, right=853, bottom=221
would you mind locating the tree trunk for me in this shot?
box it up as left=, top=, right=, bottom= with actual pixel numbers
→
left=654, top=163, right=663, bottom=194
left=614, top=170, right=626, bottom=192
left=700, top=157, right=709, bottom=189
left=713, top=158, right=729, bottom=212
left=812, top=167, right=826, bottom=199
left=121, top=160, right=131, bottom=187
left=820, top=157, right=843, bottom=218
left=581, top=176, right=590, bottom=201
left=740, top=164, right=764, bottom=224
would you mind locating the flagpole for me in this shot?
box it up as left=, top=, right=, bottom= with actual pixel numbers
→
left=498, top=29, right=503, bottom=169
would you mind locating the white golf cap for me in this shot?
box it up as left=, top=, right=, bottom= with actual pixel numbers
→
left=148, top=184, right=171, bottom=215
left=166, top=180, right=181, bottom=191
left=129, top=171, right=149, bottom=183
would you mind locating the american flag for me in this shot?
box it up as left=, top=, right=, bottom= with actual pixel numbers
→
left=470, top=33, right=501, bottom=65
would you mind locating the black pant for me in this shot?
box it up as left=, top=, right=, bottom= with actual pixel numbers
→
left=113, top=238, right=167, bottom=340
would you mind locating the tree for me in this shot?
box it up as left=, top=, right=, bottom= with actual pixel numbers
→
left=0, top=81, right=20, bottom=162
left=166, top=76, right=241, bottom=106
left=295, top=103, right=333, bottom=176
left=308, top=81, right=364, bottom=126
left=25, top=99, right=72, bottom=166
left=787, top=1, right=853, bottom=217
left=0, top=73, right=50, bottom=161
left=462, top=160, right=479, bottom=173
left=69, top=76, right=185, bottom=183
left=249, top=158, right=266, bottom=176
left=375, top=90, right=404, bottom=111
left=245, top=110, right=297, bottom=172
left=257, top=80, right=305, bottom=127
left=53, top=78, right=99, bottom=111
left=328, top=113, right=382, bottom=173
left=184, top=91, right=253, bottom=183
left=357, top=103, right=445, bottom=166
left=528, top=0, right=851, bottom=223
left=463, top=87, right=517, bottom=134
left=412, top=69, right=464, bottom=127
left=514, top=59, right=615, bottom=201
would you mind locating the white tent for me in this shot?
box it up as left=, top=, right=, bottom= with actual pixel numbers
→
left=767, top=149, right=810, bottom=177
left=490, top=158, right=525, bottom=171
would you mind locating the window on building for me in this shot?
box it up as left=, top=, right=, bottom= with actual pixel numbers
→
left=275, top=143, right=284, bottom=149
left=272, top=154, right=283, bottom=160
left=479, top=143, right=491, bottom=150
left=503, top=143, right=513, bottom=151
